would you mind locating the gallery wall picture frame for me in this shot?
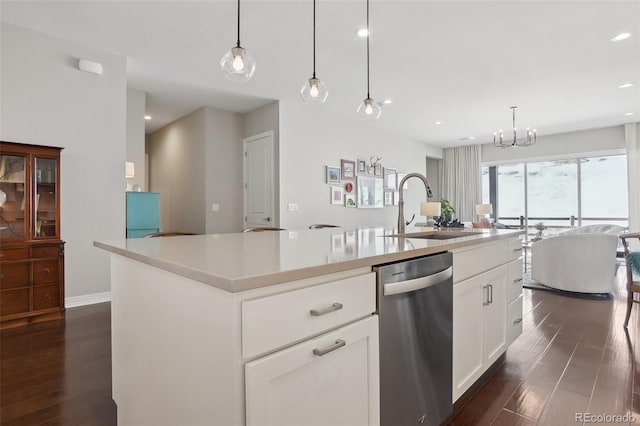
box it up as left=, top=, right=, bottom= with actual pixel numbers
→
left=374, top=163, right=383, bottom=176
left=397, top=173, right=409, bottom=190
left=357, top=176, right=384, bottom=208
left=383, top=167, right=397, bottom=190
left=326, top=166, right=340, bottom=184
left=341, top=159, right=356, bottom=180
left=331, top=186, right=344, bottom=205
left=345, top=194, right=356, bottom=207
left=384, top=191, right=393, bottom=206
left=393, top=191, right=400, bottom=206
left=357, top=159, right=367, bottom=175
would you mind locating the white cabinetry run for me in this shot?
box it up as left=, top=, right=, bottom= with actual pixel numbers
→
left=452, top=238, right=523, bottom=402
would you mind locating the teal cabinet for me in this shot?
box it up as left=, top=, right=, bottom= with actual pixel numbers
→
left=126, top=192, right=160, bottom=238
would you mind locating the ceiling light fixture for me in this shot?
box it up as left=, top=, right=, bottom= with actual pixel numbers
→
left=383, top=99, right=392, bottom=104
left=144, top=115, right=152, bottom=120
left=611, top=32, right=632, bottom=42
left=300, top=0, right=328, bottom=104
left=356, top=0, right=381, bottom=120
left=618, top=82, right=634, bottom=89
left=220, top=0, right=255, bottom=82
left=625, top=112, right=634, bottom=116
left=356, top=28, right=369, bottom=37
left=434, top=121, right=442, bottom=125
left=494, top=106, right=536, bottom=148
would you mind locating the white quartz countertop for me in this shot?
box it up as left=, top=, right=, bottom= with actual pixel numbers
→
left=94, top=227, right=524, bottom=292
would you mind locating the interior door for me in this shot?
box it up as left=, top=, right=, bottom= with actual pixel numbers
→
left=244, top=131, right=275, bottom=228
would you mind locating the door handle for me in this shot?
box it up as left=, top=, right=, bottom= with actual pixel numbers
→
left=383, top=267, right=453, bottom=296
left=488, top=284, right=493, bottom=304
left=482, top=285, right=490, bottom=306
left=313, top=339, right=346, bottom=356
left=264, top=217, right=271, bottom=222
left=310, top=302, right=343, bottom=316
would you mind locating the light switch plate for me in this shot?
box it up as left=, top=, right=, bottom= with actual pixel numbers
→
left=288, top=203, right=298, bottom=211
left=211, top=203, right=220, bottom=212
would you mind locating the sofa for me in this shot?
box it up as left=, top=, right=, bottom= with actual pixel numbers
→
left=530, top=224, right=624, bottom=294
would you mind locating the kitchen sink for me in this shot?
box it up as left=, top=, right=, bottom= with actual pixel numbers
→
left=384, top=231, right=479, bottom=240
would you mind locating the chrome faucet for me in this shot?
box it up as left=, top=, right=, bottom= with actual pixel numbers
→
left=397, top=172, right=435, bottom=235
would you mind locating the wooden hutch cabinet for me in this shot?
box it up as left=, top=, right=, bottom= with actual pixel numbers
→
left=0, top=141, right=65, bottom=329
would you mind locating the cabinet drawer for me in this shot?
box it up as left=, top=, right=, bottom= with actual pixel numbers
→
left=33, top=285, right=60, bottom=310
left=0, top=288, right=30, bottom=316
left=32, top=245, right=59, bottom=258
left=508, top=295, right=523, bottom=345
left=33, top=260, right=59, bottom=284
left=506, top=259, right=523, bottom=303
left=0, top=262, right=30, bottom=290
left=452, top=241, right=507, bottom=283
left=242, top=273, right=376, bottom=359
left=507, top=238, right=523, bottom=261
left=0, top=248, right=29, bottom=260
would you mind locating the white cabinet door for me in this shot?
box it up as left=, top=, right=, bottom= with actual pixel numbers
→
left=482, top=266, right=507, bottom=367
left=245, top=316, right=380, bottom=426
left=452, top=274, right=484, bottom=402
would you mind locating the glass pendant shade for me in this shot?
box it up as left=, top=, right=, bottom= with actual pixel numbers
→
left=220, top=46, right=255, bottom=82
left=300, top=77, right=328, bottom=104
left=357, top=97, right=382, bottom=120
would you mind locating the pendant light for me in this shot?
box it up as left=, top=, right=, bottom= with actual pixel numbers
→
left=220, top=0, right=255, bottom=82
left=356, top=0, right=381, bottom=120
left=300, top=0, right=328, bottom=104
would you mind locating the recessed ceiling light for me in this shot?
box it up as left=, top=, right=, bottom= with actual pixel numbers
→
left=356, top=28, right=369, bottom=37
left=434, top=121, right=442, bottom=125
left=625, top=112, right=634, bottom=116
left=383, top=99, right=392, bottom=104
left=618, top=83, right=634, bottom=89
left=611, top=32, right=632, bottom=42
left=144, top=115, right=152, bottom=120
left=469, top=136, right=476, bottom=140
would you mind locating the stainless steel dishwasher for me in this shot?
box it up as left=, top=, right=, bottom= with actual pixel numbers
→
left=373, top=252, right=453, bottom=426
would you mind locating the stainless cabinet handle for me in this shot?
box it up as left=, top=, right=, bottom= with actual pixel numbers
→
left=514, top=318, right=523, bottom=324
left=488, top=284, right=493, bottom=304
left=313, top=339, right=346, bottom=356
left=264, top=217, right=271, bottom=222
left=310, top=302, right=343, bottom=316
left=513, top=278, right=523, bottom=283
left=482, top=285, right=490, bottom=306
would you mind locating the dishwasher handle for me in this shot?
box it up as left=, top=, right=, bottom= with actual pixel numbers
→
left=383, top=266, right=453, bottom=296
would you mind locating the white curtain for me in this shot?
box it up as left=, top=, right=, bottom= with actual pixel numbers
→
left=441, top=145, right=481, bottom=222
left=625, top=123, right=639, bottom=233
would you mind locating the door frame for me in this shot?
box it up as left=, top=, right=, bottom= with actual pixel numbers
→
left=243, top=130, right=276, bottom=228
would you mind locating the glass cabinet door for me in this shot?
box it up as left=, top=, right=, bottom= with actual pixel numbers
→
left=0, top=154, right=27, bottom=239
left=34, top=157, right=58, bottom=238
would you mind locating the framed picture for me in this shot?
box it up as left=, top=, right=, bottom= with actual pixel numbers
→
left=331, top=186, right=344, bottom=205
left=345, top=194, right=356, bottom=207
left=384, top=191, right=393, bottom=206
left=374, top=163, right=383, bottom=176
left=383, top=167, right=397, bottom=190
left=326, top=166, right=340, bottom=184
left=357, top=176, right=384, bottom=208
left=397, top=173, right=408, bottom=190
left=357, top=159, right=367, bottom=174
left=393, top=191, right=400, bottom=205
left=341, top=159, right=355, bottom=180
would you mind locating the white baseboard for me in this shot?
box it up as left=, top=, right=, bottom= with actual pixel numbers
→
left=65, top=291, right=112, bottom=308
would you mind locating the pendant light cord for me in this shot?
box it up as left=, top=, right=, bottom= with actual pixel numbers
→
left=312, top=0, right=316, bottom=79
left=366, top=0, right=370, bottom=98
left=236, top=0, right=241, bottom=48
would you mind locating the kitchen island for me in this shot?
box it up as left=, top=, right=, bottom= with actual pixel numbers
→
left=95, top=226, right=523, bottom=426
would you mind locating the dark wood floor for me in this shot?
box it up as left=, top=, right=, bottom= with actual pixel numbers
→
left=1, top=266, right=637, bottom=425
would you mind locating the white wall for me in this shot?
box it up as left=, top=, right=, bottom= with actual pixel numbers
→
left=126, top=89, right=146, bottom=191
left=205, top=107, right=243, bottom=233
left=278, top=100, right=443, bottom=230
left=481, top=125, right=625, bottom=164
left=243, top=101, right=280, bottom=226
left=147, top=108, right=206, bottom=233
left=0, top=24, right=127, bottom=298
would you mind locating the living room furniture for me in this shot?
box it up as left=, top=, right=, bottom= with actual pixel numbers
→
left=531, top=225, right=623, bottom=294
left=0, top=141, right=65, bottom=329
left=126, top=191, right=160, bottom=238
left=620, top=232, right=640, bottom=328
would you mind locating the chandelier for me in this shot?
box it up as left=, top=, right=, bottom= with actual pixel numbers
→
left=493, top=106, right=536, bottom=148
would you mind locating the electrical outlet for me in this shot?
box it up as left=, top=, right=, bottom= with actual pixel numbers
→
left=211, top=203, right=220, bottom=212
left=288, top=203, right=298, bottom=211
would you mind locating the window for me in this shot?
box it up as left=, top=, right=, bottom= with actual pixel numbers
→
left=580, top=155, right=628, bottom=227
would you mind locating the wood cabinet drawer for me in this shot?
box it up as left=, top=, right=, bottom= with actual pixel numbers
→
left=507, top=238, right=523, bottom=261
left=0, top=288, right=30, bottom=316
left=32, top=245, right=59, bottom=258
left=506, top=258, right=523, bottom=303
left=0, top=248, right=29, bottom=260
left=452, top=241, right=507, bottom=284
left=507, top=295, right=523, bottom=345
left=0, top=262, right=30, bottom=290
left=33, top=260, right=59, bottom=284
left=242, top=273, right=376, bottom=359
left=33, top=285, right=60, bottom=310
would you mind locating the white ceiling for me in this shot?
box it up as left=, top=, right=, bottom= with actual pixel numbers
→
left=2, top=0, right=639, bottom=147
